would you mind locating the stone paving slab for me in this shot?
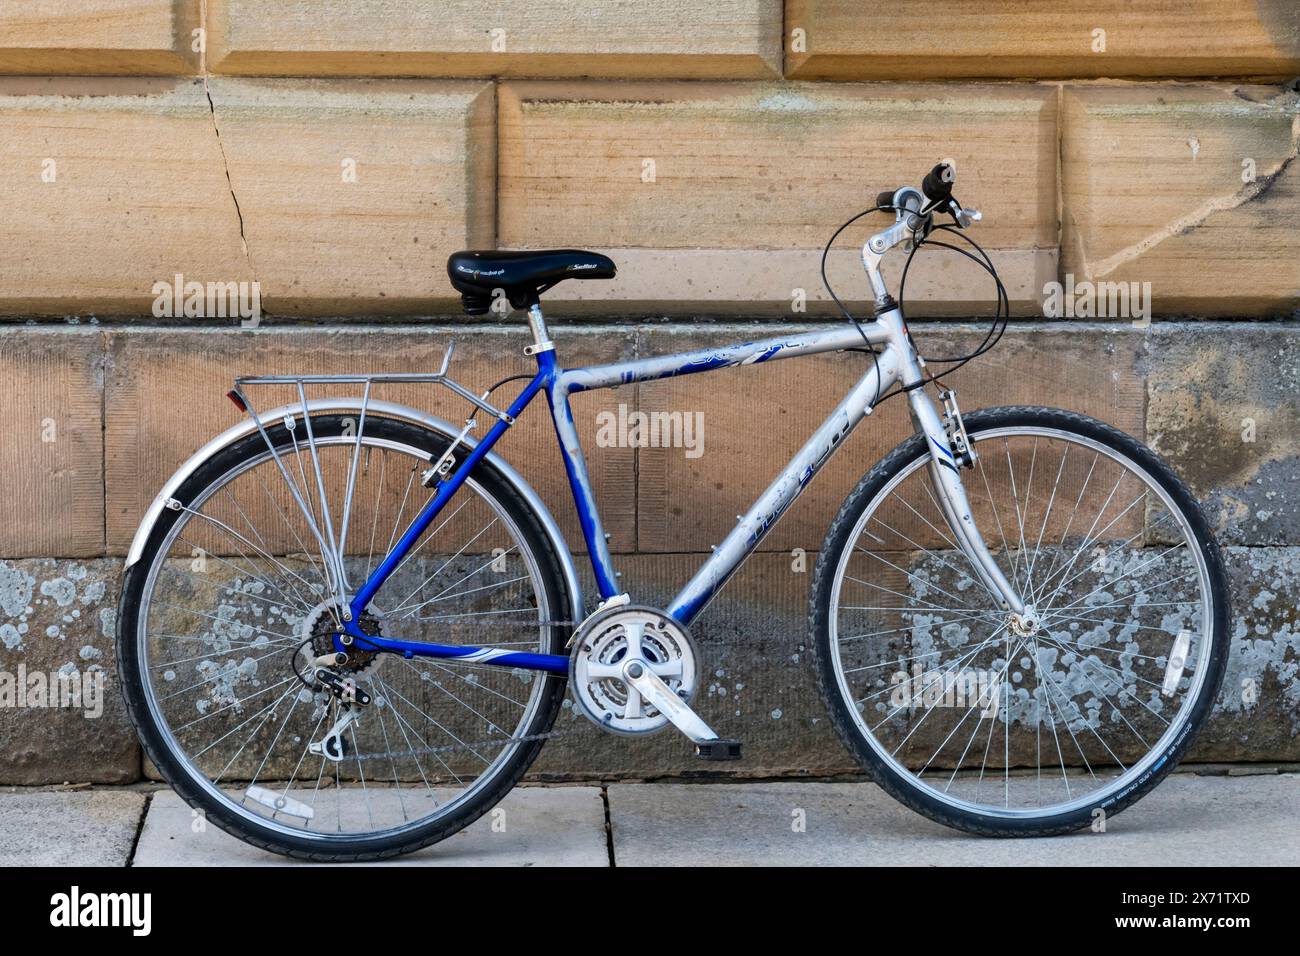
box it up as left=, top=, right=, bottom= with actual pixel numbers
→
left=2, top=776, right=1295, bottom=866
left=0, top=789, right=146, bottom=866
left=132, top=786, right=608, bottom=866
left=606, top=775, right=1300, bottom=867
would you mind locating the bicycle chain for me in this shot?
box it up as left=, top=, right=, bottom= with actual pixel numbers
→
left=348, top=723, right=581, bottom=763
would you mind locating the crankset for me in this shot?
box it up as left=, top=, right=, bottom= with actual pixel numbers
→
left=569, top=604, right=741, bottom=759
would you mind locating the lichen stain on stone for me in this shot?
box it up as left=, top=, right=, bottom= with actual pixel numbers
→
left=0, top=562, right=36, bottom=618
left=755, top=92, right=817, bottom=113
left=903, top=547, right=1299, bottom=735
left=1220, top=548, right=1300, bottom=728
left=39, top=577, right=76, bottom=608
left=1150, top=350, right=1295, bottom=492
left=0, top=559, right=115, bottom=656
left=1148, top=336, right=1300, bottom=545
left=0, top=623, right=22, bottom=650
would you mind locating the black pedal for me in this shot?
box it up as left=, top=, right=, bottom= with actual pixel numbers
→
left=695, top=739, right=743, bottom=761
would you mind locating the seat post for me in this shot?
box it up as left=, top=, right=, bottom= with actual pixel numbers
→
left=524, top=302, right=555, bottom=355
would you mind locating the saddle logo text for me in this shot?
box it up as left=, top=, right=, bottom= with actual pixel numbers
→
left=151, top=273, right=262, bottom=328
left=595, top=402, right=704, bottom=459
left=889, top=663, right=1002, bottom=717
left=49, top=886, right=151, bottom=936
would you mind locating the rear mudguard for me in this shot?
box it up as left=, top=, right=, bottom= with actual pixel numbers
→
left=123, top=397, right=584, bottom=625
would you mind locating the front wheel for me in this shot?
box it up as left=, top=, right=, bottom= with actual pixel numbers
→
left=811, top=407, right=1229, bottom=836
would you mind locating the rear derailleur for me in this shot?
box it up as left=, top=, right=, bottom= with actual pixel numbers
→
left=306, top=668, right=372, bottom=762
left=291, top=607, right=383, bottom=761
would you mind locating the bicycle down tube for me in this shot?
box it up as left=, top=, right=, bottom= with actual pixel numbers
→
left=338, top=308, right=1023, bottom=673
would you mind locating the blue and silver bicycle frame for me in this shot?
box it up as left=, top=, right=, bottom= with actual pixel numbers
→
left=335, top=289, right=1027, bottom=675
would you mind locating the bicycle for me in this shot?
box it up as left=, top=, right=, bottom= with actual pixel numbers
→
left=116, top=164, right=1230, bottom=860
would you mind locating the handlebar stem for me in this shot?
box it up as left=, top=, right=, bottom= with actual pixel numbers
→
left=861, top=219, right=911, bottom=306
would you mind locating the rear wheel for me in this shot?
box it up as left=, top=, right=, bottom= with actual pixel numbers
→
left=117, top=415, right=570, bottom=860
left=811, top=407, right=1230, bottom=836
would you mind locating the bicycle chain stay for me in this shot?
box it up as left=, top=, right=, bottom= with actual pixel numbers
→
left=343, top=618, right=581, bottom=762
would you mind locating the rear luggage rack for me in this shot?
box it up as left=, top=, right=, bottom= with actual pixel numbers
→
left=223, top=340, right=516, bottom=612
left=230, top=341, right=513, bottom=425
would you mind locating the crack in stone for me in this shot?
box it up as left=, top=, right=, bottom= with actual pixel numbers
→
left=197, top=0, right=262, bottom=320
left=1084, top=106, right=1299, bottom=281
left=202, top=77, right=254, bottom=278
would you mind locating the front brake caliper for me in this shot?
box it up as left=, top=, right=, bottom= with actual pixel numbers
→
left=940, top=388, right=976, bottom=469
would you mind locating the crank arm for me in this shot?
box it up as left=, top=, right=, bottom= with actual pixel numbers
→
left=621, top=661, right=719, bottom=745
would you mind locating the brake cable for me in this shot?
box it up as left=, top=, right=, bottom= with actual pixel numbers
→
left=819, top=201, right=1011, bottom=408
left=899, top=224, right=1011, bottom=376
left=819, top=204, right=892, bottom=406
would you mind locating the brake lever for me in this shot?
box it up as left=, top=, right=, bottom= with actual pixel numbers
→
left=948, top=198, right=982, bottom=229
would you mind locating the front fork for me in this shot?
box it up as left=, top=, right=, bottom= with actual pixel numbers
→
left=892, top=329, right=1027, bottom=617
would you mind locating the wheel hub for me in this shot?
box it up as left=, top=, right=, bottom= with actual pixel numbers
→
left=1008, top=604, right=1042, bottom=638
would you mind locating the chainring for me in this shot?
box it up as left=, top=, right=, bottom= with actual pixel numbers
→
left=568, top=605, right=699, bottom=736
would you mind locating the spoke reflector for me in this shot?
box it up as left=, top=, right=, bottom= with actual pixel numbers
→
left=1163, top=629, right=1192, bottom=697
left=244, top=785, right=315, bottom=821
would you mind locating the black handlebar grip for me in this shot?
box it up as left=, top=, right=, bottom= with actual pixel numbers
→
left=875, top=189, right=897, bottom=209
left=921, top=163, right=954, bottom=204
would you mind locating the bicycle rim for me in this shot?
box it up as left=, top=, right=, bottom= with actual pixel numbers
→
left=827, top=423, right=1217, bottom=820
left=132, top=426, right=556, bottom=844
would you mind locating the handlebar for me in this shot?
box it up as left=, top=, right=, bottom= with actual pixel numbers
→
left=876, top=163, right=979, bottom=229
left=860, top=164, right=985, bottom=305
left=920, top=163, right=954, bottom=207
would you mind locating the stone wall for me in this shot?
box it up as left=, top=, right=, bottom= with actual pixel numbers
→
left=0, top=2, right=1296, bottom=783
